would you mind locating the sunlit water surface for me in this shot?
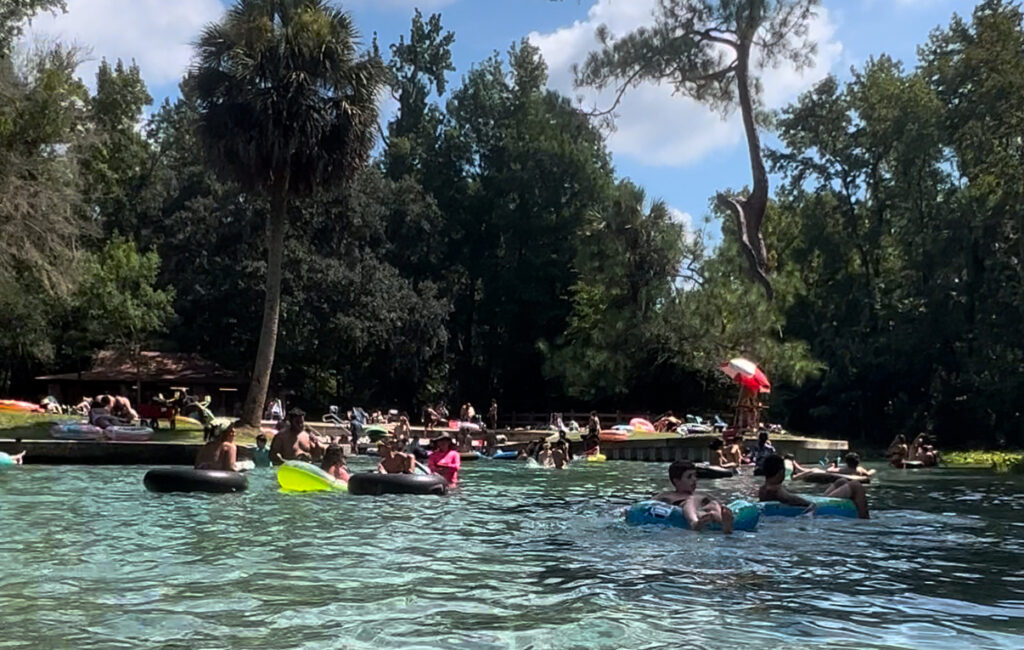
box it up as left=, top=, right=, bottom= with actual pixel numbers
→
left=1, top=460, right=1022, bottom=649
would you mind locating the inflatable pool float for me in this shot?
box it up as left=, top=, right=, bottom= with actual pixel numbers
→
left=897, top=460, right=925, bottom=469
left=796, top=471, right=870, bottom=485
left=277, top=460, right=347, bottom=492
left=0, top=452, right=16, bottom=466
left=104, top=425, right=154, bottom=441
left=347, top=471, right=449, bottom=496
left=489, top=450, right=519, bottom=460
left=364, top=424, right=390, bottom=441
left=460, top=451, right=481, bottom=461
left=51, top=422, right=103, bottom=440
left=695, top=462, right=736, bottom=479
left=599, top=430, right=629, bottom=442
left=586, top=454, right=607, bottom=463
left=760, top=495, right=858, bottom=518
left=625, top=499, right=760, bottom=532
left=629, top=418, right=655, bottom=433
left=0, top=399, right=41, bottom=413
left=143, top=468, right=248, bottom=493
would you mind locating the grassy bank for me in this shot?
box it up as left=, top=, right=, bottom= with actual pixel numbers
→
left=944, top=451, right=1024, bottom=473
left=0, top=411, right=239, bottom=444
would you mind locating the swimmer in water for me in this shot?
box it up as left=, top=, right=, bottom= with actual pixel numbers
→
left=652, top=459, right=734, bottom=533
left=427, top=434, right=460, bottom=486
left=708, top=438, right=737, bottom=469
left=194, top=421, right=241, bottom=471
left=377, top=439, right=414, bottom=474
left=536, top=441, right=554, bottom=467
left=828, top=452, right=875, bottom=478
left=252, top=433, right=271, bottom=468
left=759, top=455, right=869, bottom=519
left=552, top=440, right=570, bottom=469
left=1, top=451, right=26, bottom=464
left=321, top=444, right=350, bottom=482
left=269, top=408, right=321, bottom=464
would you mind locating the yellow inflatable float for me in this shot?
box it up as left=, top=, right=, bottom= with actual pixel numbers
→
left=276, top=460, right=347, bottom=492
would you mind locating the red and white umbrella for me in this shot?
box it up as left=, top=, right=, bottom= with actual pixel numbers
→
left=719, top=357, right=771, bottom=393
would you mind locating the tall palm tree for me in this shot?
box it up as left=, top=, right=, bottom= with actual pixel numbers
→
left=191, top=0, right=386, bottom=425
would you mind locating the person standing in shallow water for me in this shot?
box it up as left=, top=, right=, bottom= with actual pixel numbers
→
left=427, top=434, right=461, bottom=486
left=270, top=408, right=321, bottom=464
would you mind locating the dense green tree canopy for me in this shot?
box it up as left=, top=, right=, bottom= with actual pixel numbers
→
left=3, top=0, right=1024, bottom=447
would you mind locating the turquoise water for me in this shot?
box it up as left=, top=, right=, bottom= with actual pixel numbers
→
left=1, top=460, right=1023, bottom=649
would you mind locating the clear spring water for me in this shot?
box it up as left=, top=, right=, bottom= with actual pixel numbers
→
left=1, top=460, right=1022, bottom=649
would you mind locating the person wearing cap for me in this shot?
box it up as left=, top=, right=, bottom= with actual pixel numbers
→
left=376, top=439, right=415, bottom=474
left=427, top=434, right=460, bottom=486
left=269, top=407, right=321, bottom=465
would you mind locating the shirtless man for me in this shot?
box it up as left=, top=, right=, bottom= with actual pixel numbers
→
left=552, top=440, right=570, bottom=469
left=708, top=438, right=737, bottom=469
left=723, top=434, right=745, bottom=466
left=194, top=421, right=241, bottom=471
left=111, top=395, right=138, bottom=422
left=828, top=452, right=875, bottom=478
left=759, top=455, right=869, bottom=519
left=269, top=408, right=321, bottom=465
left=536, top=442, right=554, bottom=467
left=377, top=440, right=414, bottom=474
left=653, top=459, right=734, bottom=533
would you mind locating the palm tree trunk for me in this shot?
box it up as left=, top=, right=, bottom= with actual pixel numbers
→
left=241, top=187, right=288, bottom=426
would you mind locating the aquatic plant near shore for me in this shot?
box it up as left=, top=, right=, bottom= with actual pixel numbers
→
left=944, top=451, right=1024, bottom=474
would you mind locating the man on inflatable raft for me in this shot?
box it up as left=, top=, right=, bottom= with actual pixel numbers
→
left=759, top=455, right=869, bottom=519
left=651, top=459, right=734, bottom=533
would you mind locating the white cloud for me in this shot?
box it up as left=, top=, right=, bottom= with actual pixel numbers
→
left=667, top=206, right=692, bottom=231
left=530, top=0, right=842, bottom=168
left=21, top=0, right=224, bottom=89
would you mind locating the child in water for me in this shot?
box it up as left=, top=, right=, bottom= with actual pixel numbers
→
left=653, top=459, right=734, bottom=533
left=321, top=445, right=350, bottom=482
left=759, top=455, right=869, bottom=518
left=252, top=434, right=271, bottom=468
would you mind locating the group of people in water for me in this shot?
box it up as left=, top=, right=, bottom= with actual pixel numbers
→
left=193, top=407, right=464, bottom=486
left=652, top=454, right=871, bottom=534
left=887, top=433, right=941, bottom=467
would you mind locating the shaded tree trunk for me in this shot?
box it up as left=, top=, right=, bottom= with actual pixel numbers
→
left=242, top=183, right=289, bottom=426
left=716, top=40, right=773, bottom=301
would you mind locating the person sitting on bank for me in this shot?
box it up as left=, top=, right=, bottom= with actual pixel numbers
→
left=759, top=454, right=870, bottom=519
left=708, top=438, right=737, bottom=469
left=828, top=452, right=875, bottom=478
left=427, top=434, right=461, bottom=486
left=321, top=444, right=350, bottom=482
left=195, top=421, right=242, bottom=472
left=377, top=439, right=414, bottom=474
left=653, top=411, right=681, bottom=433
left=269, top=408, right=321, bottom=465
left=252, top=433, right=271, bottom=468
left=111, top=395, right=138, bottom=422
left=652, top=459, right=734, bottom=533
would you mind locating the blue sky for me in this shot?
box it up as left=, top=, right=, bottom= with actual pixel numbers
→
left=25, top=0, right=979, bottom=234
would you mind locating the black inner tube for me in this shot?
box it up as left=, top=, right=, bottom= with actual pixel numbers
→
left=144, top=467, right=248, bottom=494
left=695, top=463, right=736, bottom=479
left=347, top=471, right=448, bottom=496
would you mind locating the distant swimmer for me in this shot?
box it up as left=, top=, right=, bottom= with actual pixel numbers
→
left=828, top=452, right=875, bottom=478
left=652, top=459, right=734, bottom=533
